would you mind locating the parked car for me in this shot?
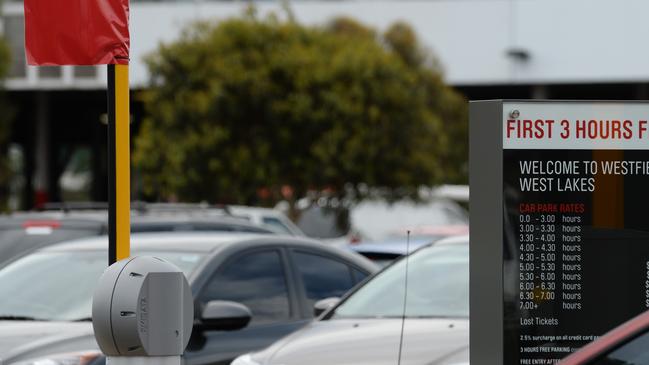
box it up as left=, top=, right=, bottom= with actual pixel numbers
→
left=0, top=232, right=377, bottom=365
left=296, top=198, right=468, bottom=245
left=381, top=224, right=469, bottom=242
left=226, top=206, right=305, bottom=237
left=0, top=207, right=276, bottom=264
left=132, top=202, right=305, bottom=236
left=559, top=309, right=649, bottom=365
left=350, top=224, right=469, bottom=266
left=232, top=235, right=469, bottom=365
left=348, top=237, right=433, bottom=267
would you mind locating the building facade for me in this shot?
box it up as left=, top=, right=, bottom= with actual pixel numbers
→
left=4, top=0, right=649, bottom=208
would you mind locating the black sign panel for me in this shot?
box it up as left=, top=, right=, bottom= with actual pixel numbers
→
left=503, top=149, right=649, bottom=364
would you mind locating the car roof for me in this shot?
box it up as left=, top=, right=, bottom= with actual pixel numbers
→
left=0, top=211, right=108, bottom=222
left=227, top=205, right=279, bottom=214
left=433, top=234, right=469, bottom=246
left=0, top=211, right=267, bottom=228
left=37, top=232, right=378, bottom=273
left=41, top=232, right=277, bottom=253
left=130, top=214, right=262, bottom=226
left=386, top=224, right=469, bottom=237
left=39, top=232, right=358, bottom=256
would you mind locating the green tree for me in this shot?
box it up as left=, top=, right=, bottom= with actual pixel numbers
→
left=134, top=13, right=467, bottom=212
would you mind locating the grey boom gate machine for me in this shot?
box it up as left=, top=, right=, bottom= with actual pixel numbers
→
left=92, top=256, right=194, bottom=365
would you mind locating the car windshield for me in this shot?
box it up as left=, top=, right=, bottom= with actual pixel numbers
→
left=0, top=226, right=101, bottom=264
left=334, top=243, right=468, bottom=319
left=0, top=250, right=205, bottom=321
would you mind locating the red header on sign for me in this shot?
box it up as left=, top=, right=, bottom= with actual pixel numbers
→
left=24, top=0, right=130, bottom=65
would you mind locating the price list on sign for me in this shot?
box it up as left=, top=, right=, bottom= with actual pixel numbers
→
left=502, top=104, right=649, bottom=365
left=469, top=101, right=649, bottom=365
left=517, top=206, right=571, bottom=313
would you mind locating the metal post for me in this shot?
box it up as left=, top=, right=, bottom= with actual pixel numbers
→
left=107, top=64, right=130, bottom=265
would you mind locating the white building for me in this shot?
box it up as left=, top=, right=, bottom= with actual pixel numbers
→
left=4, top=0, right=648, bottom=206
left=4, top=0, right=649, bottom=91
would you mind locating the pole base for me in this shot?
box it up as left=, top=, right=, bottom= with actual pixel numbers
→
left=107, top=356, right=182, bottom=365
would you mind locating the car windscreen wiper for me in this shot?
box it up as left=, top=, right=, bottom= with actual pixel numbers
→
left=0, top=315, right=48, bottom=321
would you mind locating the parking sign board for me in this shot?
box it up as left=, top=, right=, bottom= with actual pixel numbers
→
left=471, top=100, right=649, bottom=365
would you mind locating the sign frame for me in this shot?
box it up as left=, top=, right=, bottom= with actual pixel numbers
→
left=469, top=99, right=649, bottom=365
left=470, top=99, right=505, bottom=365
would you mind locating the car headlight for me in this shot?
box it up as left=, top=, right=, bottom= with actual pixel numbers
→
left=231, top=354, right=262, bottom=365
left=10, top=351, right=102, bottom=365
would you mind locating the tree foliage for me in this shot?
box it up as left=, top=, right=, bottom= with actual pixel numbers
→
left=134, top=13, right=467, bottom=207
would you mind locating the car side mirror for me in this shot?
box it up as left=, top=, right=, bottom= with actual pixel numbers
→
left=314, top=297, right=340, bottom=317
left=198, top=300, right=252, bottom=331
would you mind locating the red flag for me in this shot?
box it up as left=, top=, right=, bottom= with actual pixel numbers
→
left=24, top=0, right=130, bottom=65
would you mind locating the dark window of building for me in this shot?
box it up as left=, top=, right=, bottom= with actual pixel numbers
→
left=74, top=66, right=97, bottom=78
left=4, top=15, right=25, bottom=78
left=38, top=66, right=61, bottom=79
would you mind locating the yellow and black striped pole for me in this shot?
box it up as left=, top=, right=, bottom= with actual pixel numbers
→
left=107, top=64, right=130, bottom=265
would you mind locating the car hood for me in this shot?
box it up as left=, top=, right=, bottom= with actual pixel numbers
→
left=252, top=318, right=469, bottom=365
left=0, top=321, right=98, bottom=363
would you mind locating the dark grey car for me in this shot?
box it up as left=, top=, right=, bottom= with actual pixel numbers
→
left=232, top=236, right=469, bottom=365
left=0, top=210, right=275, bottom=265
left=0, top=232, right=378, bottom=365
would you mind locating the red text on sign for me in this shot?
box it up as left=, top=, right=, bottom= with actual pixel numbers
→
left=507, top=119, right=555, bottom=139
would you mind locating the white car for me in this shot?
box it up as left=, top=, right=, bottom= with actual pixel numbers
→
left=227, top=206, right=305, bottom=236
